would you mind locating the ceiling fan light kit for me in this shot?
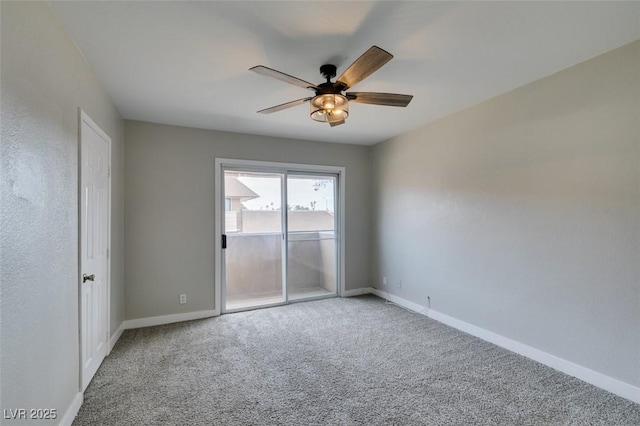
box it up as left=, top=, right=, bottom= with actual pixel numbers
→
left=310, top=94, right=349, bottom=123
left=250, top=46, right=413, bottom=127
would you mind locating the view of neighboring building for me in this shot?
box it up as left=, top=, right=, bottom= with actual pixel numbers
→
left=224, top=174, right=335, bottom=234
left=224, top=176, right=259, bottom=232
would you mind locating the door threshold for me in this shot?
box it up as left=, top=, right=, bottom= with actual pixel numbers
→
left=223, top=300, right=287, bottom=314
left=223, top=293, right=337, bottom=314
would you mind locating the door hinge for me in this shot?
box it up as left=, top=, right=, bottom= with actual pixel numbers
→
left=106, top=249, right=110, bottom=259
left=221, top=234, right=227, bottom=249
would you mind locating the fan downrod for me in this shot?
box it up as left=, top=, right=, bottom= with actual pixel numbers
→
left=319, top=64, right=337, bottom=82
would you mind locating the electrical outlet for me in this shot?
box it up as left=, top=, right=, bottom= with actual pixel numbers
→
left=383, top=276, right=388, bottom=286
left=179, top=294, right=187, bottom=304
left=397, top=280, right=402, bottom=289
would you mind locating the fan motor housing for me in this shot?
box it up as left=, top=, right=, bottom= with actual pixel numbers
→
left=315, top=82, right=341, bottom=95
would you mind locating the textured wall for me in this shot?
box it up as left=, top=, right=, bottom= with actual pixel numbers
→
left=1, top=1, right=124, bottom=418
left=372, top=41, right=640, bottom=386
left=124, top=121, right=371, bottom=320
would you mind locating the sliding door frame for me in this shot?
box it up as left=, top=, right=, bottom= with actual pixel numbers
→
left=214, top=158, right=346, bottom=314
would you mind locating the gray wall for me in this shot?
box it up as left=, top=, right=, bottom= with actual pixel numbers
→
left=124, top=121, right=370, bottom=319
left=372, top=41, right=639, bottom=386
left=1, top=1, right=125, bottom=419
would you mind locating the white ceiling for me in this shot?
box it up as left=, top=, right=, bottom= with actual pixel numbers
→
left=50, top=1, right=640, bottom=145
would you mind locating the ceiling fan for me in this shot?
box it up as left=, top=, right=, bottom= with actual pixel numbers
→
left=249, top=46, right=413, bottom=127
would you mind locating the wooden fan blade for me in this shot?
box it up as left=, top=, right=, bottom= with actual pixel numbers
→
left=257, top=97, right=312, bottom=114
left=346, top=92, right=413, bottom=107
left=329, top=119, right=345, bottom=127
left=336, top=46, right=393, bottom=90
left=250, top=66, right=318, bottom=91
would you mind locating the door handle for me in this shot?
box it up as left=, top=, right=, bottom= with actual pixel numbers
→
left=83, top=273, right=95, bottom=283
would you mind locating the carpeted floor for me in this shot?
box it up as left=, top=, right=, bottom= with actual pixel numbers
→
left=74, top=295, right=640, bottom=425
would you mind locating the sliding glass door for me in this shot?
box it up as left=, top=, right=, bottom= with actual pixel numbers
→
left=223, top=171, right=286, bottom=311
left=287, top=174, right=337, bottom=301
left=221, top=165, right=339, bottom=313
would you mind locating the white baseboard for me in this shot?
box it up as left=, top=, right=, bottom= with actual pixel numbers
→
left=367, top=289, right=640, bottom=404
left=108, top=322, right=125, bottom=353
left=123, top=309, right=219, bottom=330
left=58, top=392, right=82, bottom=426
left=342, top=287, right=374, bottom=297
left=369, top=288, right=425, bottom=313
left=426, top=308, right=640, bottom=404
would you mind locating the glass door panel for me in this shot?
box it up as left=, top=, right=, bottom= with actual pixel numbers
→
left=286, top=174, right=337, bottom=301
left=223, top=171, right=285, bottom=311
